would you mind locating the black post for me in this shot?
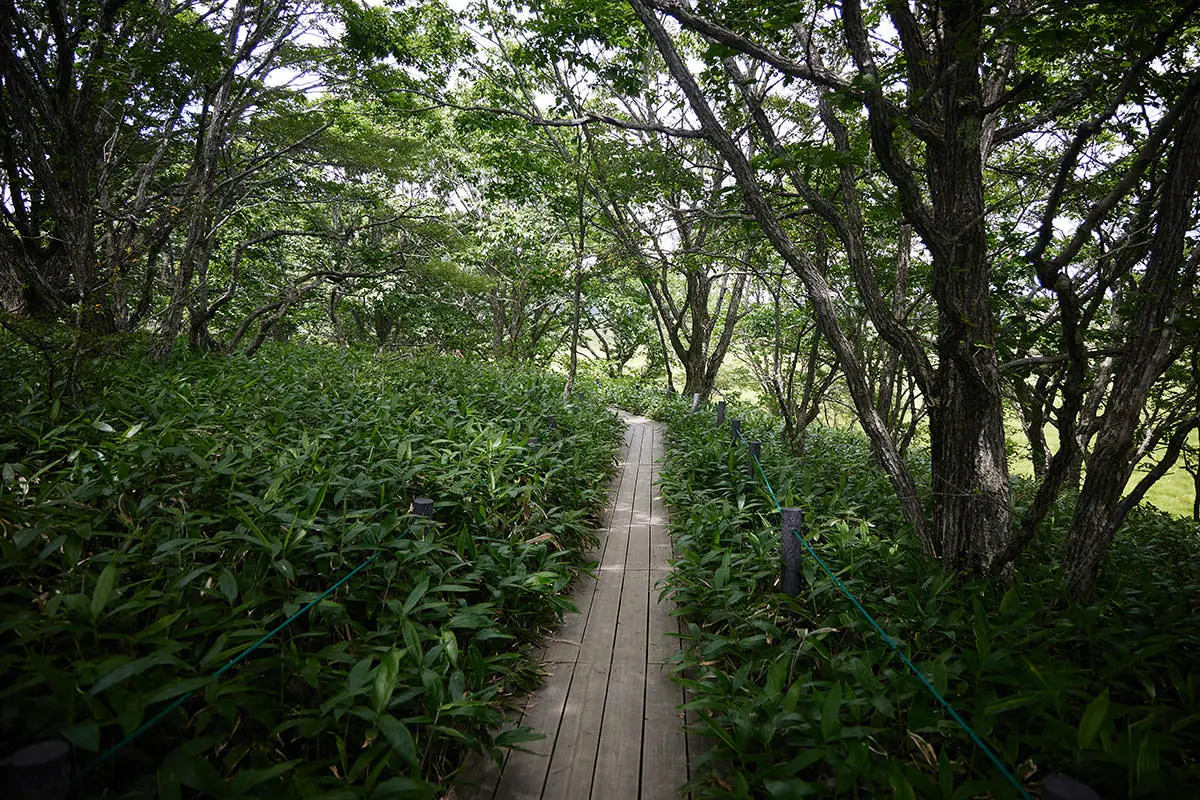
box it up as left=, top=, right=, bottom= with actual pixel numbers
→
left=716, top=400, right=726, bottom=425
left=545, top=414, right=556, bottom=431
left=730, top=418, right=741, bottom=441
left=781, top=507, right=804, bottom=595
left=2, top=741, right=70, bottom=800
left=747, top=441, right=762, bottom=477
left=1043, top=775, right=1099, bottom=800
left=412, top=498, right=434, bottom=518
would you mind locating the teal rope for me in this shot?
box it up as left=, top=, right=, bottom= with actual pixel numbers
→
left=85, top=433, right=539, bottom=778
left=84, top=529, right=408, bottom=775
left=732, top=425, right=1030, bottom=799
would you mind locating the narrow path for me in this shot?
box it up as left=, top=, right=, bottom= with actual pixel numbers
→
left=456, top=413, right=692, bottom=799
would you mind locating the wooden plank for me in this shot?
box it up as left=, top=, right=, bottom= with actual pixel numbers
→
left=577, top=568, right=623, bottom=663
left=493, top=661, right=577, bottom=800
left=595, top=438, right=628, bottom=531
left=540, top=660, right=610, bottom=799
left=599, top=509, right=631, bottom=573
left=649, top=426, right=673, bottom=571
left=642, top=661, right=689, bottom=799
left=626, top=425, right=655, bottom=573
left=600, top=427, right=640, bottom=573
left=591, top=566, right=649, bottom=798
left=639, top=419, right=655, bottom=466
left=626, top=522, right=651, bottom=572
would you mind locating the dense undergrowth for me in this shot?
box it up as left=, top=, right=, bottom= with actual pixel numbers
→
left=0, top=337, right=622, bottom=798
left=656, top=403, right=1200, bottom=799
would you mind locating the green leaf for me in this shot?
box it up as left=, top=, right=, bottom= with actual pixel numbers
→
left=370, top=776, right=439, bottom=798
left=372, top=647, right=403, bottom=714
left=91, top=561, right=118, bottom=619
left=376, top=714, right=417, bottom=764
left=144, top=676, right=211, bottom=704
left=218, top=568, right=238, bottom=603
left=90, top=654, right=176, bottom=696
left=821, top=682, right=843, bottom=739
left=403, top=576, right=429, bottom=616
left=494, top=728, right=544, bottom=748
left=62, top=722, right=100, bottom=752
left=1077, top=689, right=1109, bottom=749
left=402, top=620, right=422, bottom=659
left=230, top=761, right=299, bottom=794
left=931, top=657, right=948, bottom=697
left=765, top=777, right=817, bottom=798
left=347, top=657, right=373, bottom=695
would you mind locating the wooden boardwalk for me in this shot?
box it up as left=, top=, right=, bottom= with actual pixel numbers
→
left=456, top=414, right=693, bottom=800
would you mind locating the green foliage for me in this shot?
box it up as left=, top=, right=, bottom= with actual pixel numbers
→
left=0, top=338, right=622, bottom=796
left=657, top=407, right=1200, bottom=798
left=596, top=375, right=675, bottom=418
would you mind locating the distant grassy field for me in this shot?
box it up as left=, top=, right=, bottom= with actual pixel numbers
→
left=1007, top=419, right=1198, bottom=518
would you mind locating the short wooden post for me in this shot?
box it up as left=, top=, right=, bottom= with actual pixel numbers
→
left=730, top=418, right=741, bottom=441
left=545, top=414, right=556, bottom=431
left=747, top=441, right=761, bottom=477
left=716, top=400, right=726, bottom=425
left=691, top=393, right=700, bottom=412
left=412, top=498, right=434, bottom=518
left=2, top=741, right=70, bottom=800
left=781, top=507, right=804, bottom=595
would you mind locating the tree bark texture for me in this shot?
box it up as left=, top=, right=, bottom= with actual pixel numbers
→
left=922, top=1, right=1012, bottom=572
left=1062, top=83, right=1200, bottom=598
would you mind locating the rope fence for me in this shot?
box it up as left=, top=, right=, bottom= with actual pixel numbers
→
left=5, top=415, right=566, bottom=797
left=698, top=387, right=1032, bottom=799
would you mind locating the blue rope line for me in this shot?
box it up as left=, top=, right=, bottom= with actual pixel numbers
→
left=84, top=430, right=544, bottom=778
left=731, top=423, right=1030, bottom=799
left=84, top=527, right=411, bottom=776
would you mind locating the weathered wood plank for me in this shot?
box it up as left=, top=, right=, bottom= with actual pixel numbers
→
left=493, top=661, right=577, bottom=800
left=642, top=661, right=689, bottom=800
left=591, top=566, right=649, bottom=798
left=577, top=568, right=623, bottom=664
left=540, top=660, right=610, bottom=799
left=600, top=427, right=640, bottom=573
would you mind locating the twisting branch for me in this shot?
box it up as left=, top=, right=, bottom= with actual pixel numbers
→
left=413, top=94, right=706, bottom=139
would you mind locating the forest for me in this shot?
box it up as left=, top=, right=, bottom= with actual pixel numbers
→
left=2, top=0, right=1199, bottom=797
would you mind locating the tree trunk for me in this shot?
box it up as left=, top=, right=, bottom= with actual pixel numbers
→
left=1063, top=84, right=1200, bottom=598
left=912, top=0, right=1012, bottom=572
left=564, top=268, right=582, bottom=400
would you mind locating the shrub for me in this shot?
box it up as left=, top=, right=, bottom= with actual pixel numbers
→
left=659, top=405, right=1200, bottom=799
left=0, top=340, right=622, bottom=797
